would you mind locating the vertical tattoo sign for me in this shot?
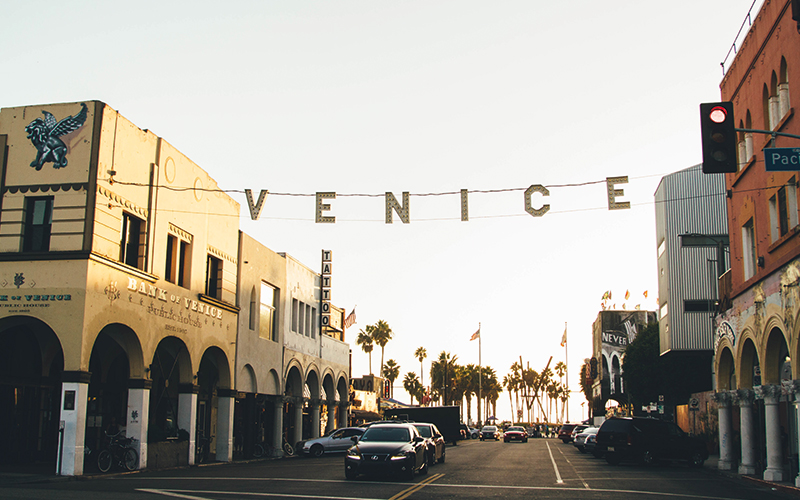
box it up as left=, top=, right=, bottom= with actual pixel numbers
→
left=320, top=250, right=332, bottom=330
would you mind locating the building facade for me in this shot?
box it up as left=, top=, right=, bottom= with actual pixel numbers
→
left=654, top=164, right=728, bottom=395
left=590, top=310, right=657, bottom=420
left=713, top=0, right=800, bottom=483
left=0, top=101, right=350, bottom=475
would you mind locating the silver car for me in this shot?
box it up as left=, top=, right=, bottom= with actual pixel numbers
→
left=301, top=427, right=365, bottom=457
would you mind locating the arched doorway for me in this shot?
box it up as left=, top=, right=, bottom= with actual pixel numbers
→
left=86, top=324, right=143, bottom=459
left=149, top=337, right=191, bottom=442
left=196, top=346, right=231, bottom=462
left=717, top=346, right=737, bottom=391
left=0, top=316, right=64, bottom=466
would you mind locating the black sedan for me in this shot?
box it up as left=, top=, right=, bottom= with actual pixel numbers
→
left=412, top=422, right=446, bottom=465
left=345, top=423, right=428, bottom=480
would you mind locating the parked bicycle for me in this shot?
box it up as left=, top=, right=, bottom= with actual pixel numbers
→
left=97, top=432, right=138, bottom=473
left=195, top=431, right=211, bottom=464
left=253, top=437, right=294, bottom=458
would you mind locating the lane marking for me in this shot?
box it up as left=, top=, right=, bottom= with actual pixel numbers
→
left=388, top=473, right=445, bottom=500
left=137, top=488, right=382, bottom=500
left=545, top=441, right=563, bottom=484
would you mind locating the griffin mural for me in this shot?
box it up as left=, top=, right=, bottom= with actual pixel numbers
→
left=25, top=103, right=88, bottom=170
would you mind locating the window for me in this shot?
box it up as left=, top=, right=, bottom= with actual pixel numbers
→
left=205, top=255, right=222, bottom=299
left=769, top=180, right=798, bottom=242
left=165, top=233, right=191, bottom=286
left=249, top=287, right=257, bottom=330
left=260, top=282, right=278, bottom=341
left=684, top=300, right=715, bottom=312
left=121, top=212, right=145, bottom=270
left=23, top=197, right=53, bottom=252
left=292, top=299, right=299, bottom=332
left=779, top=58, right=790, bottom=119
left=291, top=298, right=316, bottom=337
left=742, top=218, right=757, bottom=280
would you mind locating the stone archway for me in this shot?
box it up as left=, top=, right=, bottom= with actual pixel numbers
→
left=0, top=316, right=64, bottom=466
left=717, top=346, right=736, bottom=391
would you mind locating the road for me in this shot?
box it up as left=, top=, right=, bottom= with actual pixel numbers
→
left=1, top=437, right=795, bottom=500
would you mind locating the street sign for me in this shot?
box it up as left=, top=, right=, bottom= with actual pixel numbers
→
left=765, top=147, right=800, bottom=171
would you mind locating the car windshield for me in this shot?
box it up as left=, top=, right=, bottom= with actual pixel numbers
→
left=482, top=426, right=497, bottom=432
left=414, top=425, right=432, bottom=438
left=507, top=427, right=524, bottom=432
left=360, top=426, right=411, bottom=442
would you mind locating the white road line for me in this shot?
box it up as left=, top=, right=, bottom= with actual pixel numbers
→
left=137, top=488, right=383, bottom=500
left=545, top=441, right=564, bottom=484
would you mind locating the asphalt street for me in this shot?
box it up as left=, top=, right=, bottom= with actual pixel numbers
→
left=1, top=437, right=796, bottom=500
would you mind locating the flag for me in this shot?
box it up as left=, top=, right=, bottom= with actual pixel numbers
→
left=344, top=308, right=356, bottom=328
left=601, top=291, right=609, bottom=300
left=470, top=329, right=480, bottom=341
left=643, top=290, right=648, bottom=298
left=625, top=290, right=630, bottom=300
left=560, top=327, right=567, bottom=347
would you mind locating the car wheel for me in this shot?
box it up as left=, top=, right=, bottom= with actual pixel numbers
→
left=405, top=459, right=416, bottom=480
left=345, top=466, right=357, bottom=480
left=605, top=452, right=622, bottom=465
left=688, top=450, right=705, bottom=468
left=419, top=458, right=428, bottom=476
left=310, top=444, right=324, bottom=458
left=439, top=451, right=445, bottom=463
left=642, top=450, right=655, bottom=466
left=471, top=433, right=477, bottom=439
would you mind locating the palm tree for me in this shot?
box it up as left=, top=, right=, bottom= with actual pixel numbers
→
left=355, top=329, right=374, bottom=374
left=464, top=364, right=479, bottom=425
left=414, top=347, right=427, bottom=387
left=554, top=361, right=567, bottom=423
left=382, top=359, right=400, bottom=399
left=368, top=320, right=393, bottom=374
left=430, top=351, right=458, bottom=405
left=403, top=372, right=421, bottom=405
left=503, top=374, right=515, bottom=422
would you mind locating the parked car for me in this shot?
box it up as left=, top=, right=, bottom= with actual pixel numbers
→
left=503, top=426, right=528, bottom=443
left=595, top=417, right=708, bottom=467
left=344, top=423, right=428, bottom=480
left=460, top=423, right=479, bottom=439
left=479, top=425, right=500, bottom=441
left=570, top=425, right=589, bottom=442
left=585, top=431, right=601, bottom=457
left=557, top=423, right=578, bottom=443
left=300, top=427, right=365, bottom=457
left=412, top=422, right=446, bottom=465
left=572, top=427, right=598, bottom=453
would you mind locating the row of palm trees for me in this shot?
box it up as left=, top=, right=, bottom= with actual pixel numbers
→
left=354, top=320, right=570, bottom=425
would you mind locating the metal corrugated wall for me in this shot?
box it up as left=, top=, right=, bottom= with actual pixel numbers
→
left=655, top=165, right=728, bottom=352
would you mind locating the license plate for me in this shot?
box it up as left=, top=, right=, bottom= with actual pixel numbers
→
left=607, top=446, right=615, bottom=452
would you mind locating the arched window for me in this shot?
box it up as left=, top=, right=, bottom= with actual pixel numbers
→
left=779, top=57, right=790, bottom=119
left=769, top=71, right=781, bottom=129
left=762, top=84, right=772, bottom=130
left=249, top=286, right=257, bottom=330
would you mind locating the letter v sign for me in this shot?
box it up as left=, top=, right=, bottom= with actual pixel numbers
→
left=245, top=189, right=269, bottom=221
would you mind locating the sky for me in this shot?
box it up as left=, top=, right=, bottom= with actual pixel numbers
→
left=2, top=0, right=764, bottom=423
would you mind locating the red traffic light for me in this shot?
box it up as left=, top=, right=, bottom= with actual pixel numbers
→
left=708, top=106, right=728, bottom=124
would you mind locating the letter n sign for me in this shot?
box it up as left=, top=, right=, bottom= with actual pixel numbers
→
left=321, top=250, right=332, bottom=328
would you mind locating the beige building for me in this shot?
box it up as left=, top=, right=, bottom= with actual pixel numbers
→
left=0, top=101, right=350, bottom=475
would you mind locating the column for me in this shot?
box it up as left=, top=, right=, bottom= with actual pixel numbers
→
left=127, top=381, right=151, bottom=469
left=178, top=384, right=198, bottom=465
left=712, top=391, right=735, bottom=471
left=272, top=397, right=284, bottom=457
left=338, top=402, right=349, bottom=428
left=793, top=381, right=800, bottom=487
left=756, top=384, right=785, bottom=482
left=57, top=371, right=90, bottom=476
left=216, top=390, right=235, bottom=462
left=326, top=401, right=336, bottom=434
left=734, top=389, right=757, bottom=475
left=293, top=397, right=304, bottom=447
left=311, top=399, right=321, bottom=439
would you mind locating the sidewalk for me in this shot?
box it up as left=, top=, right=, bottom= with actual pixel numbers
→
left=705, top=454, right=800, bottom=497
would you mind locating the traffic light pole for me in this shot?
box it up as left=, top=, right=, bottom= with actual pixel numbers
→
left=735, top=128, right=800, bottom=143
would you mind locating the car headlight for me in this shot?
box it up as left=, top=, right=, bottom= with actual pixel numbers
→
left=390, top=452, right=409, bottom=461
left=346, top=448, right=361, bottom=460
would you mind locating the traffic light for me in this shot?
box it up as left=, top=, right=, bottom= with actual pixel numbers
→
left=700, top=102, right=737, bottom=173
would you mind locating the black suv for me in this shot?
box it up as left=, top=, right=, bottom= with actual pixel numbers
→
left=595, top=417, right=708, bottom=467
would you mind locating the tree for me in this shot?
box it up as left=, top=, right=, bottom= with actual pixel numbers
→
left=382, top=359, right=400, bottom=399
left=414, top=347, right=427, bottom=388
left=403, top=372, right=422, bottom=405
left=430, top=351, right=458, bottom=405
left=554, top=361, right=567, bottom=422
left=356, top=329, right=374, bottom=375
left=622, top=322, right=710, bottom=413
left=368, top=320, right=393, bottom=374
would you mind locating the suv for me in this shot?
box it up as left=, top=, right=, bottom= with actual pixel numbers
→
left=595, top=417, right=708, bottom=467
left=479, top=425, right=500, bottom=441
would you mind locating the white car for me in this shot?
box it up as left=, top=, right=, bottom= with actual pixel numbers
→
left=300, top=427, right=365, bottom=457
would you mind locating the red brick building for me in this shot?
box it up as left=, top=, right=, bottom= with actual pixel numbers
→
left=714, top=0, right=800, bottom=483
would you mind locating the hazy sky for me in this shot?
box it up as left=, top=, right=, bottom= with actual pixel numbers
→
left=2, top=0, right=763, bottom=422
